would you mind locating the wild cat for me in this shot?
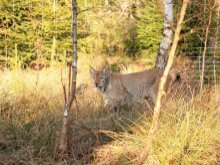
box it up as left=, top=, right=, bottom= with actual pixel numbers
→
left=90, top=67, right=180, bottom=110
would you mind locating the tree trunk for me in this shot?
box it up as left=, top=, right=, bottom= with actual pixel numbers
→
left=72, top=0, right=78, bottom=98
left=57, top=0, right=77, bottom=160
left=155, top=0, right=173, bottom=69
left=200, top=1, right=214, bottom=91
left=137, top=0, right=189, bottom=164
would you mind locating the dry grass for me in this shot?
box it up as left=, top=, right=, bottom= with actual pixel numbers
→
left=0, top=60, right=219, bottom=164
left=92, top=87, right=220, bottom=165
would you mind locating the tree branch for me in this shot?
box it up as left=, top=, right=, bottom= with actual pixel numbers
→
left=137, top=0, right=190, bottom=164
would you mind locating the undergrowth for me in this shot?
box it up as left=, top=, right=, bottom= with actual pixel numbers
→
left=0, top=67, right=219, bottom=165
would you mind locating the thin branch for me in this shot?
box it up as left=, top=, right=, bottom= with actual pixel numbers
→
left=137, top=0, right=190, bottom=164
left=200, top=1, right=214, bottom=91
left=57, top=0, right=78, bottom=160
left=180, top=27, right=200, bottom=40
left=68, top=62, right=71, bottom=99
left=74, top=96, right=79, bottom=119
left=183, top=13, right=202, bottom=24
left=61, top=69, right=67, bottom=104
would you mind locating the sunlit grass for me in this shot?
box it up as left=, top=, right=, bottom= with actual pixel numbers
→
left=0, top=56, right=146, bottom=164
left=0, top=59, right=219, bottom=164
left=92, top=87, right=220, bottom=165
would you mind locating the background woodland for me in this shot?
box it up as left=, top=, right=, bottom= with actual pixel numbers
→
left=0, top=0, right=219, bottom=72
left=0, top=0, right=220, bottom=164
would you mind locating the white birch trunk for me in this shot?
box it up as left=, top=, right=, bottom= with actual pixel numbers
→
left=137, top=0, right=189, bottom=163
left=155, top=0, right=173, bottom=69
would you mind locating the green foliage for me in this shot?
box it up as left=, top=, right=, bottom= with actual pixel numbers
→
left=0, top=0, right=219, bottom=70
left=0, top=0, right=165, bottom=68
left=0, top=0, right=73, bottom=68
left=135, top=0, right=163, bottom=57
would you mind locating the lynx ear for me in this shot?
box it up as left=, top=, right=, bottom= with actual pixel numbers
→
left=90, top=66, right=96, bottom=75
left=102, top=67, right=109, bottom=75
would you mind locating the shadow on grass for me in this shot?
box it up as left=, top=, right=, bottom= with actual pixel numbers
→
left=68, top=90, right=149, bottom=164
left=0, top=85, right=149, bottom=164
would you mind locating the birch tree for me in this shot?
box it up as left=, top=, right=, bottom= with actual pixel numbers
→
left=137, top=0, right=189, bottom=164
left=155, top=0, right=173, bottom=69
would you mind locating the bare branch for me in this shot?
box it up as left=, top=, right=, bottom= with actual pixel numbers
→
left=57, top=0, right=78, bottom=160
left=61, top=69, right=67, bottom=104
left=68, top=62, right=72, bottom=99
left=137, top=0, right=190, bottom=164
left=200, top=1, right=214, bottom=91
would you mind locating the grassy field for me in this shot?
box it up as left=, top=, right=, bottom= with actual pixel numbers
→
left=0, top=59, right=219, bottom=164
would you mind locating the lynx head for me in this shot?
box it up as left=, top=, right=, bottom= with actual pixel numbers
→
left=90, top=67, right=110, bottom=92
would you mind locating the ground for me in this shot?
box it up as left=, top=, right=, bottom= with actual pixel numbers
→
left=0, top=56, right=219, bottom=164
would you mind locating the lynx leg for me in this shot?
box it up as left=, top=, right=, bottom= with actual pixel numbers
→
left=112, top=106, right=121, bottom=118
left=109, top=106, right=121, bottom=130
left=149, top=88, right=167, bottom=107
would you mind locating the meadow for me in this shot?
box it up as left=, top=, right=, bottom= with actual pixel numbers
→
left=0, top=56, right=219, bottom=165
left=0, top=0, right=220, bottom=164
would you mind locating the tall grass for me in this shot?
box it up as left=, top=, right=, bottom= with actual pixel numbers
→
left=0, top=64, right=143, bottom=164
left=92, top=87, right=220, bottom=165
left=0, top=64, right=219, bottom=164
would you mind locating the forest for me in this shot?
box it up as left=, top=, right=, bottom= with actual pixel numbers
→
left=0, top=0, right=220, bottom=164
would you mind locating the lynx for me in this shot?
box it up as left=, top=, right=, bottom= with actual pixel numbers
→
left=90, top=67, right=179, bottom=109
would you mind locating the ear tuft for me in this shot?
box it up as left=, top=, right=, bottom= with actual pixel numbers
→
left=102, top=67, right=109, bottom=75
left=90, top=66, right=96, bottom=75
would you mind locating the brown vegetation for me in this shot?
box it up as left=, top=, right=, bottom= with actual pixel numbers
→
left=0, top=58, right=219, bottom=164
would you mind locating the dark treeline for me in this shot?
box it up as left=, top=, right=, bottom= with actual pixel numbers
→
left=0, top=0, right=219, bottom=70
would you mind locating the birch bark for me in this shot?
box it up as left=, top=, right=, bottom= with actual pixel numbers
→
left=155, top=0, right=173, bottom=69
left=137, top=0, right=189, bottom=164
